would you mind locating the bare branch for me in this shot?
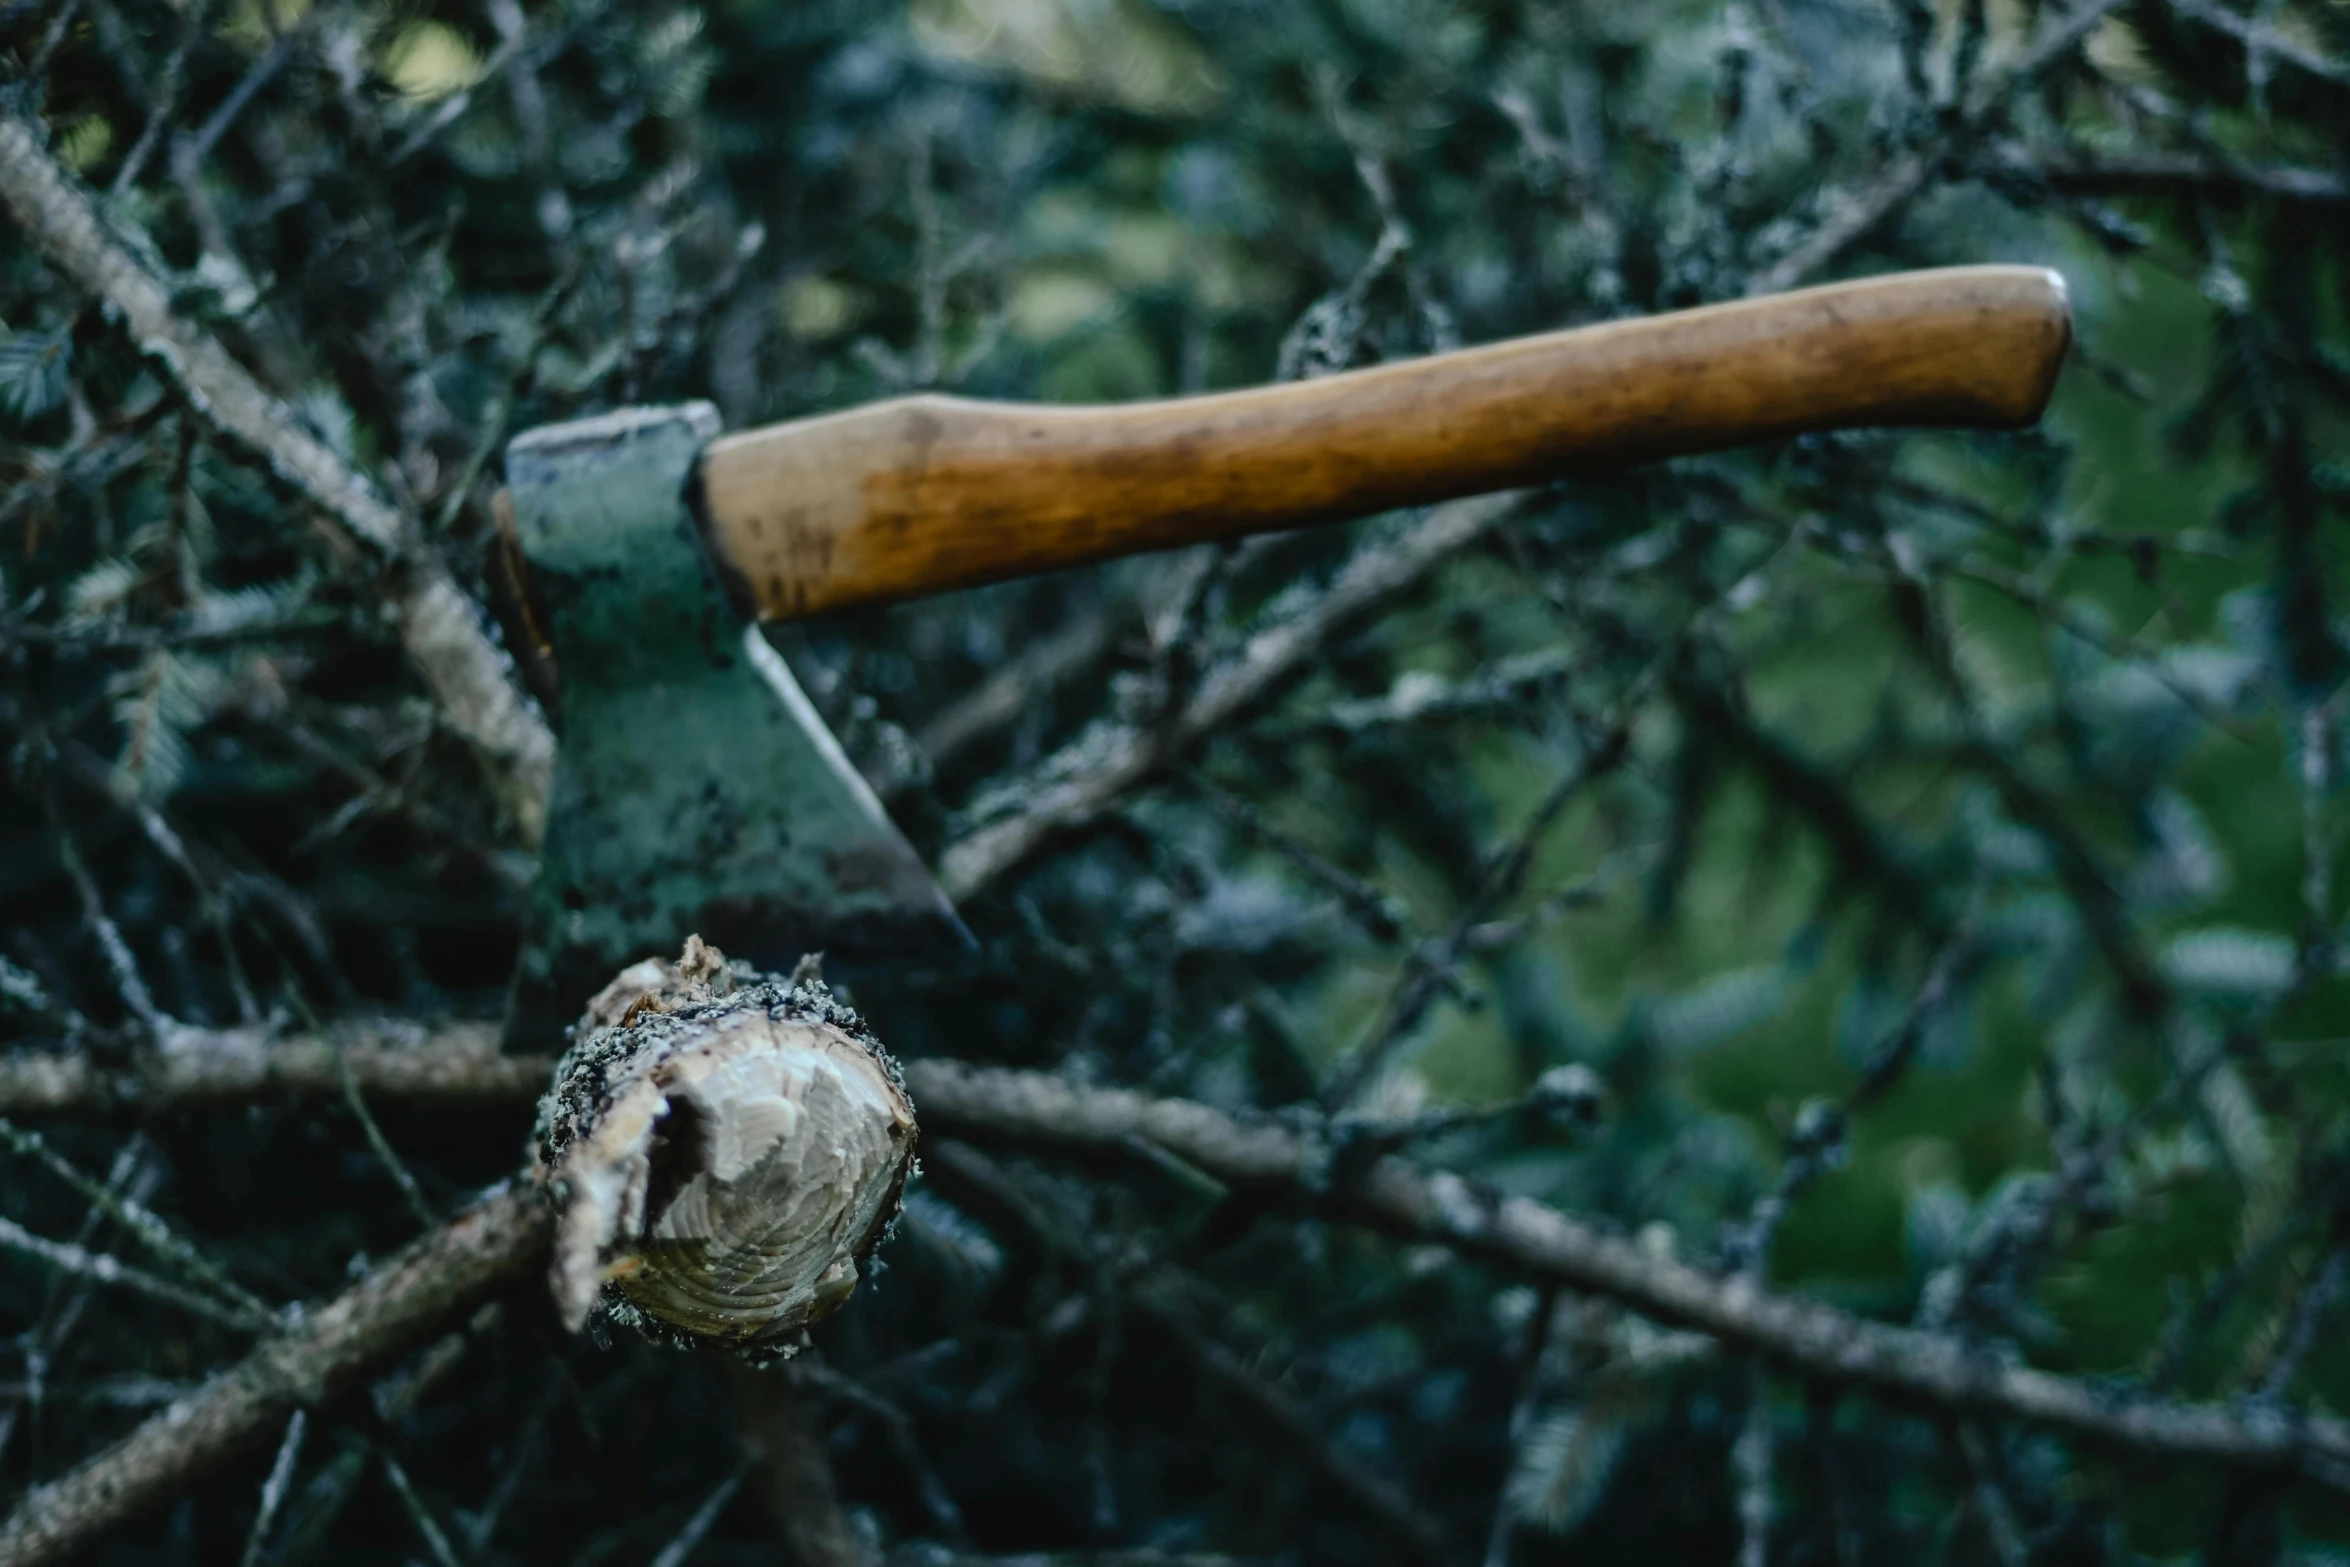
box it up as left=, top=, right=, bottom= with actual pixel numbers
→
left=1138, top=1282, right=1461, bottom=1566
left=0, top=1117, right=274, bottom=1319
left=0, top=1021, right=546, bottom=1117
left=1745, top=0, right=2128, bottom=295
left=45, top=811, right=164, bottom=1039
left=1264, top=647, right=1576, bottom=740
left=0, top=1144, right=157, bottom=1466
left=10, top=1047, right=2350, bottom=1567
left=0, top=1183, right=545, bottom=1567
left=903, top=1060, right=2350, bottom=1483
left=2164, top=0, right=2350, bottom=87
left=1319, top=725, right=1627, bottom=1108
left=235, top=1409, right=305, bottom=1567
left=890, top=1553, right=1266, bottom=1567
left=1735, top=1368, right=1773, bottom=1567
left=922, top=1139, right=1459, bottom=1567
left=939, top=494, right=1522, bottom=900
left=913, top=600, right=1124, bottom=781
left=2018, top=146, right=2350, bottom=205
left=0, top=1213, right=267, bottom=1332
left=1952, top=1424, right=2029, bottom=1567
left=648, top=1462, right=750, bottom=1567
left=377, top=1446, right=465, bottom=1567
left=1746, top=150, right=1933, bottom=299
left=725, top=1361, right=876, bottom=1567
left=0, top=111, right=556, bottom=842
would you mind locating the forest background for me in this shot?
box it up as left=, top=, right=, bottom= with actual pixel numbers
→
left=3, top=0, right=2350, bottom=1562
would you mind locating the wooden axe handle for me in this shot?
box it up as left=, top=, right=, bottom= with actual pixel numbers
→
left=695, top=265, right=2069, bottom=620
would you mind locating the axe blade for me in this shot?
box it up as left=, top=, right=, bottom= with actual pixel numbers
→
left=503, top=404, right=969, bottom=1051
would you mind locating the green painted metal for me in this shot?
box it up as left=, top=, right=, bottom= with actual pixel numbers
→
left=503, top=405, right=966, bottom=1049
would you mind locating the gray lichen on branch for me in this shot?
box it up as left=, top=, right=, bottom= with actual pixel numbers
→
left=534, top=939, right=919, bottom=1359
left=0, top=109, right=557, bottom=842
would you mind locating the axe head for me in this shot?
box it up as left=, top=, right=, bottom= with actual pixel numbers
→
left=502, top=404, right=968, bottom=1051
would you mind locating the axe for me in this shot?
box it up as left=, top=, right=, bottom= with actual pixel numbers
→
left=503, top=264, right=2069, bottom=1045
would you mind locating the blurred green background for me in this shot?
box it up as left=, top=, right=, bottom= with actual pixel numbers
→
left=5, top=0, right=2350, bottom=1559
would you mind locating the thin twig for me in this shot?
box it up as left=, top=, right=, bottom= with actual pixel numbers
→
left=792, top=1358, right=969, bottom=1542
left=2019, top=145, right=2350, bottom=204
left=177, top=19, right=299, bottom=165
left=10, top=0, right=85, bottom=116
left=1952, top=1424, right=2029, bottom=1567
left=725, top=1361, right=873, bottom=1567
left=236, top=1409, right=305, bottom=1567
left=1188, top=771, right=1407, bottom=941
left=45, top=808, right=165, bottom=1038
left=1319, top=725, right=1625, bottom=1108
left=1735, top=1367, right=1773, bottom=1567
left=902, top=1060, right=2350, bottom=1482
left=0, top=111, right=556, bottom=841
left=377, top=1447, right=465, bottom=1567
left=106, top=0, right=210, bottom=194
left=2255, top=1244, right=2348, bottom=1402
left=0, top=1019, right=542, bottom=1117
left=1745, top=0, right=2128, bottom=294
left=2165, top=0, right=2350, bottom=87
left=330, top=1031, right=438, bottom=1230
left=939, top=494, right=1525, bottom=900
left=0, top=1182, right=545, bottom=1567
left=10, top=1055, right=2350, bottom=1567
left=924, top=1139, right=1459, bottom=1567
left=647, top=1464, right=749, bottom=1567
left=0, top=1144, right=154, bottom=1466
left=0, top=1117, right=275, bottom=1320
left=914, top=605, right=1125, bottom=781
left=0, top=1213, right=269, bottom=1331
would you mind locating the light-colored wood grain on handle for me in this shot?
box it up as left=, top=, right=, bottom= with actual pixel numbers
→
left=697, top=265, right=2069, bottom=621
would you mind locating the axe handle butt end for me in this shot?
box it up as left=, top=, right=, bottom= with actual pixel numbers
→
left=698, top=265, right=2069, bottom=621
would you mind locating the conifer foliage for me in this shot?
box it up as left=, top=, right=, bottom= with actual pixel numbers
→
left=2, top=0, right=2349, bottom=1561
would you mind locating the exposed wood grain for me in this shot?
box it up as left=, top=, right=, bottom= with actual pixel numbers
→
left=697, top=265, right=2069, bottom=621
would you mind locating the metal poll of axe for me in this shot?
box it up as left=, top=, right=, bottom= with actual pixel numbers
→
left=501, top=264, right=2070, bottom=1045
